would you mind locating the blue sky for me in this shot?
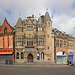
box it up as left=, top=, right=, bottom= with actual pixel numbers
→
left=0, top=0, right=75, bottom=35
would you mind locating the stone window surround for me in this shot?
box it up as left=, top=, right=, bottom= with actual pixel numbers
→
left=16, top=37, right=23, bottom=46
left=37, top=37, right=44, bottom=46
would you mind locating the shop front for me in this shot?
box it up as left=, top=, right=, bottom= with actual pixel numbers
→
left=56, top=51, right=66, bottom=64
left=0, top=49, right=14, bottom=64
left=68, top=52, right=74, bottom=62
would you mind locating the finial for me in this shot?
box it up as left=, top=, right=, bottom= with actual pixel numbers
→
left=19, top=14, right=21, bottom=17
left=39, top=14, right=41, bottom=16
left=46, top=8, right=48, bottom=11
left=5, top=17, right=7, bottom=21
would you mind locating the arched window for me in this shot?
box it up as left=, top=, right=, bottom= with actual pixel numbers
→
left=21, top=52, right=23, bottom=59
left=37, top=52, right=40, bottom=60
left=4, top=27, right=7, bottom=34
left=17, top=52, right=19, bottom=59
left=41, top=52, right=44, bottom=60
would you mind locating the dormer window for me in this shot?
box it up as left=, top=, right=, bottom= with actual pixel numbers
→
left=4, top=27, right=7, bottom=34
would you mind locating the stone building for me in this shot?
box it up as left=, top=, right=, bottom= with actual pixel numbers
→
left=0, top=11, right=75, bottom=64
left=52, top=28, right=75, bottom=64
left=15, top=11, right=75, bottom=64
left=15, top=11, right=54, bottom=63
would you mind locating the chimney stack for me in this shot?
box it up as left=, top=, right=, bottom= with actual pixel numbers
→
left=32, top=14, right=34, bottom=18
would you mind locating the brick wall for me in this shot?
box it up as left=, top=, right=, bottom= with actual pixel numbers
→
left=0, top=20, right=12, bottom=34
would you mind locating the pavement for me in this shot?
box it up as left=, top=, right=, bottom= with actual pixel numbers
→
left=0, top=62, right=70, bottom=67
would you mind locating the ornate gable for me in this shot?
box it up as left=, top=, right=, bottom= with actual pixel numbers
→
left=0, top=18, right=13, bottom=34
left=26, top=18, right=34, bottom=25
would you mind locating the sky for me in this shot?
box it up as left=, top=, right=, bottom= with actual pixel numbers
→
left=0, top=0, right=75, bottom=36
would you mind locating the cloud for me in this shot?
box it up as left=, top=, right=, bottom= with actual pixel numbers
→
left=0, top=0, right=75, bottom=35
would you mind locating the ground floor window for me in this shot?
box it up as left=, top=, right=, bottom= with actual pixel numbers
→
left=17, top=52, right=19, bottom=59
left=21, top=53, right=23, bottom=59
left=41, top=52, right=44, bottom=60
left=37, top=52, right=40, bottom=60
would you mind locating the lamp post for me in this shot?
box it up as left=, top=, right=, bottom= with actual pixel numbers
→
left=54, top=29, right=56, bottom=64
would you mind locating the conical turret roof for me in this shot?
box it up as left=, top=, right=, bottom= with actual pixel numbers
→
left=38, top=17, right=43, bottom=25
left=44, top=11, right=51, bottom=21
left=16, top=17, right=22, bottom=25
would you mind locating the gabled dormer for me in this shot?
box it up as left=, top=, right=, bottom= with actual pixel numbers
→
left=26, top=18, right=34, bottom=25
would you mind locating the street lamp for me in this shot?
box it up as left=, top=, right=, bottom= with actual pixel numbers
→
left=54, top=28, right=56, bottom=64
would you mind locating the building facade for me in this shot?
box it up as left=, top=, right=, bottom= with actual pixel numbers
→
left=15, top=11, right=75, bottom=63
left=0, top=11, right=75, bottom=64
left=15, top=11, right=54, bottom=63
left=0, top=18, right=15, bottom=64
left=52, top=28, right=75, bottom=64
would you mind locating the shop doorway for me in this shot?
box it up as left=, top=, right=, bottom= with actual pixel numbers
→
left=27, top=54, right=33, bottom=62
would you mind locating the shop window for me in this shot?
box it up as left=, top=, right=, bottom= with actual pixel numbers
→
left=41, top=52, right=44, bottom=60
left=4, top=27, right=7, bottom=34
left=21, top=52, right=23, bottom=59
left=17, top=52, right=19, bottom=59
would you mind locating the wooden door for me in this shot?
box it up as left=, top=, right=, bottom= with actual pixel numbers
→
left=28, top=54, right=33, bottom=62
